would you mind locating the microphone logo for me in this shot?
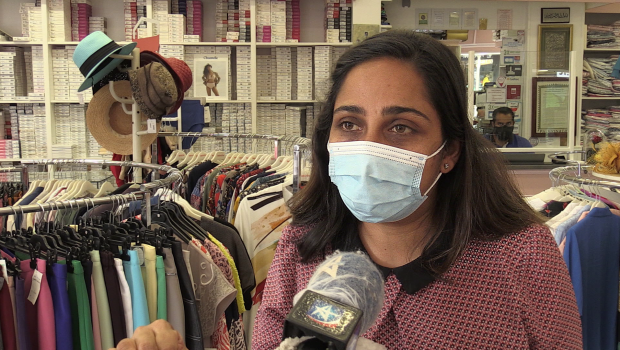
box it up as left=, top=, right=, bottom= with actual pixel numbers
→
left=307, top=298, right=345, bottom=329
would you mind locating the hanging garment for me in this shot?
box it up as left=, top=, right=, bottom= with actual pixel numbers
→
left=186, top=240, right=236, bottom=347
left=114, top=258, right=134, bottom=338
left=7, top=274, right=18, bottom=350
left=82, top=260, right=93, bottom=309
left=14, top=276, right=30, bottom=350
left=171, top=241, right=204, bottom=350
left=91, top=276, right=102, bottom=350
left=47, top=262, right=73, bottom=350
left=21, top=259, right=56, bottom=350
left=123, top=250, right=150, bottom=330
left=163, top=247, right=185, bottom=338
left=101, top=251, right=127, bottom=345
left=0, top=269, right=16, bottom=350
left=156, top=255, right=167, bottom=320
left=90, top=250, right=115, bottom=350
left=67, top=261, right=94, bottom=350
left=141, top=244, right=158, bottom=323
left=564, top=207, right=620, bottom=350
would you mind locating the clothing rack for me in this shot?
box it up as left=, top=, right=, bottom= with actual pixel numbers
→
left=0, top=159, right=182, bottom=226
left=0, top=165, right=29, bottom=192
left=548, top=151, right=620, bottom=188
left=142, top=131, right=312, bottom=192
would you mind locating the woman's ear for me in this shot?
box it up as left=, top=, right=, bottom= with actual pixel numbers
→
left=440, top=139, right=461, bottom=174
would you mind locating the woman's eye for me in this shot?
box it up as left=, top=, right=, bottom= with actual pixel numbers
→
left=390, top=125, right=411, bottom=134
left=340, top=121, right=360, bottom=131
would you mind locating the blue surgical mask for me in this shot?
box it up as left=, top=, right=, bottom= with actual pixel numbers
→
left=328, top=140, right=446, bottom=223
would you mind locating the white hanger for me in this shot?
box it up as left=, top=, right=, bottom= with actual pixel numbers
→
left=94, top=182, right=115, bottom=198
left=211, top=151, right=226, bottom=163
left=167, top=150, right=186, bottom=164
left=155, top=188, right=214, bottom=220
left=176, top=150, right=196, bottom=168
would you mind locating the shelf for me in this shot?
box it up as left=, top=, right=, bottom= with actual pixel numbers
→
left=257, top=100, right=318, bottom=103
left=585, top=48, right=620, bottom=52
left=203, top=100, right=252, bottom=103
left=380, top=25, right=392, bottom=29
left=582, top=96, right=620, bottom=100
left=51, top=100, right=90, bottom=104
left=256, top=42, right=352, bottom=47
left=0, top=41, right=43, bottom=46
left=160, top=42, right=251, bottom=46
left=0, top=100, right=45, bottom=104
left=48, top=41, right=132, bottom=46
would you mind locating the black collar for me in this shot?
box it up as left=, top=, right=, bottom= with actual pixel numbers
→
left=333, top=229, right=435, bottom=295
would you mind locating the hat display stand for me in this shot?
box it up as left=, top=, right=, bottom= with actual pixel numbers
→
left=105, top=47, right=147, bottom=183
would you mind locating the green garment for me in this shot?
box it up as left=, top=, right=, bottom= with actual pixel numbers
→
left=90, top=250, right=114, bottom=349
left=67, top=260, right=94, bottom=350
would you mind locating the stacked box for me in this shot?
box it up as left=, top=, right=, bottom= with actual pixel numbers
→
left=49, top=0, right=71, bottom=42
left=68, top=46, right=92, bottom=101
left=0, top=140, right=21, bottom=160
left=89, top=17, right=106, bottom=34
left=52, top=48, right=70, bottom=101
left=136, top=0, right=147, bottom=38
left=297, top=47, right=313, bottom=100
left=186, top=1, right=203, bottom=42
left=71, top=0, right=92, bottom=41
left=17, top=104, right=46, bottom=159
left=285, top=106, right=305, bottom=136
left=239, top=0, right=251, bottom=42
left=271, top=0, right=286, bottom=43
left=153, top=1, right=169, bottom=41
left=168, top=14, right=186, bottom=43
left=331, top=46, right=347, bottom=67
left=236, top=46, right=251, bottom=100
left=215, top=0, right=228, bottom=42
left=325, top=0, right=339, bottom=43
left=0, top=48, right=27, bottom=99
left=20, top=3, right=34, bottom=39
left=339, top=0, right=352, bottom=43
left=6, top=105, right=19, bottom=140
left=24, top=49, right=33, bottom=95
left=30, top=46, right=45, bottom=98
left=257, top=50, right=274, bottom=100
left=226, top=0, right=240, bottom=43
left=276, top=47, right=292, bottom=100
left=287, top=0, right=300, bottom=42
left=54, top=104, right=88, bottom=158
left=160, top=44, right=184, bottom=59
left=124, top=0, right=138, bottom=41
left=27, top=6, right=43, bottom=42
left=171, top=0, right=179, bottom=13
left=272, top=104, right=286, bottom=136
left=314, top=46, right=331, bottom=100
left=256, top=0, right=271, bottom=42
left=291, top=48, right=297, bottom=100
left=305, top=104, right=317, bottom=137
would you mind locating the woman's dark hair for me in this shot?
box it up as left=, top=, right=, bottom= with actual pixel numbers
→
left=203, top=64, right=212, bottom=76
left=288, top=30, right=543, bottom=275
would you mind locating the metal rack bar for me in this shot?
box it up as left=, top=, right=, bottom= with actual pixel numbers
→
left=549, top=165, right=620, bottom=188
left=0, top=159, right=182, bottom=220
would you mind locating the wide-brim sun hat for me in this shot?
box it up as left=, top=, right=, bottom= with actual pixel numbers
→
left=86, top=80, right=160, bottom=155
left=73, top=31, right=137, bottom=92
left=128, top=62, right=178, bottom=120
left=140, top=50, right=193, bottom=115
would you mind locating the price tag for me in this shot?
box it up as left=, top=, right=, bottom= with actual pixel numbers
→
left=133, top=246, right=146, bottom=267
left=147, top=119, right=157, bottom=134
left=78, top=92, right=85, bottom=105
left=27, top=269, right=43, bottom=305
left=0, top=259, right=7, bottom=280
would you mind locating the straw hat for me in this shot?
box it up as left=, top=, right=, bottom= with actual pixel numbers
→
left=140, top=50, right=193, bottom=115
left=73, top=31, right=137, bottom=92
left=86, top=80, right=160, bottom=155
left=128, top=62, right=178, bottom=120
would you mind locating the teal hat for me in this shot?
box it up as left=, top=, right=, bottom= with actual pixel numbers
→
left=73, top=31, right=137, bottom=92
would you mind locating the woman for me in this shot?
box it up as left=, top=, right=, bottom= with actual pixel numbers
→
left=252, top=31, right=581, bottom=349
left=202, top=64, right=220, bottom=96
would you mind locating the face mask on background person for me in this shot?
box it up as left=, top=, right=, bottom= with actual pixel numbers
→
left=494, top=125, right=514, bottom=142
left=328, top=140, right=446, bottom=223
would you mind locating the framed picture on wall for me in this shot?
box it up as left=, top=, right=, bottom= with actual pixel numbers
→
left=541, top=8, right=570, bottom=24
left=537, top=24, right=573, bottom=73
left=193, top=54, right=229, bottom=100
left=531, top=77, right=569, bottom=138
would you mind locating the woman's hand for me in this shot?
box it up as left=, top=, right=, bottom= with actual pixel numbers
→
left=113, top=320, right=186, bottom=350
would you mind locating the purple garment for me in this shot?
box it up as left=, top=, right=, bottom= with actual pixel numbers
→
left=14, top=277, right=30, bottom=350
left=48, top=263, right=73, bottom=350
left=582, top=190, right=619, bottom=209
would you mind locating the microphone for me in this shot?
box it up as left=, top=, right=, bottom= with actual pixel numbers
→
left=282, top=251, right=385, bottom=350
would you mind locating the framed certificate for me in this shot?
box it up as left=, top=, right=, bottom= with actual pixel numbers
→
left=531, top=77, right=570, bottom=138
left=538, top=24, right=573, bottom=72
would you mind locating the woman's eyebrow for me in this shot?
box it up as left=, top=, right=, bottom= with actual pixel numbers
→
left=333, top=105, right=365, bottom=115
left=382, top=106, right=430, bottom=121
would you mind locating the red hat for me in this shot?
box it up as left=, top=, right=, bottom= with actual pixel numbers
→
left=140, top=50, right=193, bottom=115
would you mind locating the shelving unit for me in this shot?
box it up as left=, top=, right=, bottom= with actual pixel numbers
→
left=0, top=0, right=378, bottom=166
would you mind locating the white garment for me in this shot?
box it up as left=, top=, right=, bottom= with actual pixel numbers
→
left=527, top=197, right=548, bottom=211
left=114, top=258, right=134, bottom=338
left=182, top=250, right=196, bottom=294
